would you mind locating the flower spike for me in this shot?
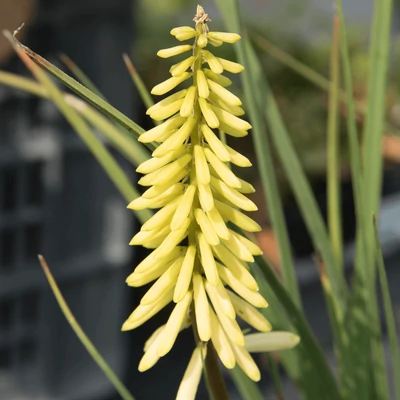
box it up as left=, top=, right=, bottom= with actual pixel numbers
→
left=123, top=5, right=299, bottom=399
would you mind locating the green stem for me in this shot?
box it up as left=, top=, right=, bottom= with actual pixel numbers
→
left=38, top=255, right=135, bottom=400
left=204, top=341, right=230, bottom=400
left=266, top=354, right=285, bottom=400
left=191, top=306, right=229, bottom=400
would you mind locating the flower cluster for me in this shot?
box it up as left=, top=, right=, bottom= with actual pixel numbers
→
left=122, top=5, right=281, bottom=398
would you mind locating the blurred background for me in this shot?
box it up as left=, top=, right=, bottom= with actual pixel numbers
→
left=1, top=0, right=400, bottom=399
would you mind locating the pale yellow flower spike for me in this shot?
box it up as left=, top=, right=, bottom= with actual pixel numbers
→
left=122, top=5, right=299, bottom=399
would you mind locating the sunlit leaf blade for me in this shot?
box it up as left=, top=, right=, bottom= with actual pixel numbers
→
left=361, top=0, right=393, bottom=264
left=335, top=5, right=370, bottom=398
left=326, top=13, right=343, bottom=271
left=58, top=54, right=154, bottom=159
left=336, top=1, right=391, bottom=399
left=38, top=255, right=136, bottom=400
left=308, top=19, right=349, bottom=390
left=0, top=70, right=47, bottom=96
left=5, top=34, right=151, bottom=224
left=359, top=0, right=393, bottom=397
left=0, top=71, right=151, bottom=168
left=9, top=27, right=145, bottom=138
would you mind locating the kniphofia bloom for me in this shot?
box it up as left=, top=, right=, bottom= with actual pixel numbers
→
left=122, top=5, right=299, bottom=398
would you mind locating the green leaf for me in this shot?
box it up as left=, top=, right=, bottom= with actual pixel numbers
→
left=335, top=5, right=369, bottom=399
left=5, top=34, right=151, bottom=225
left=64, top=95, right=150, bottom=166
left=326, top=13, right=343, bottom=271
left=215, top=1, right=341, bottom=397
left=265, top=354, right=284, bottom=399
left=0, top=71, right=150, bottom=168
left=357, top=0, right=393, bottom=397
left=312, top=16, right=348, bottom=391
left=10, top=28, right=149, bottom=143
left=58, top=54, right=153, bottom=164
left=0, top=70, right=47, bottom=96
left=213, top=2, right=347, bottom=310
left=335, top=1, right=364, bottom=254
left=362, top=0, right=393, bottom=265
left=335, top=2, right=391, bottom=398
left=38, top=255, right=136, bottom=400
